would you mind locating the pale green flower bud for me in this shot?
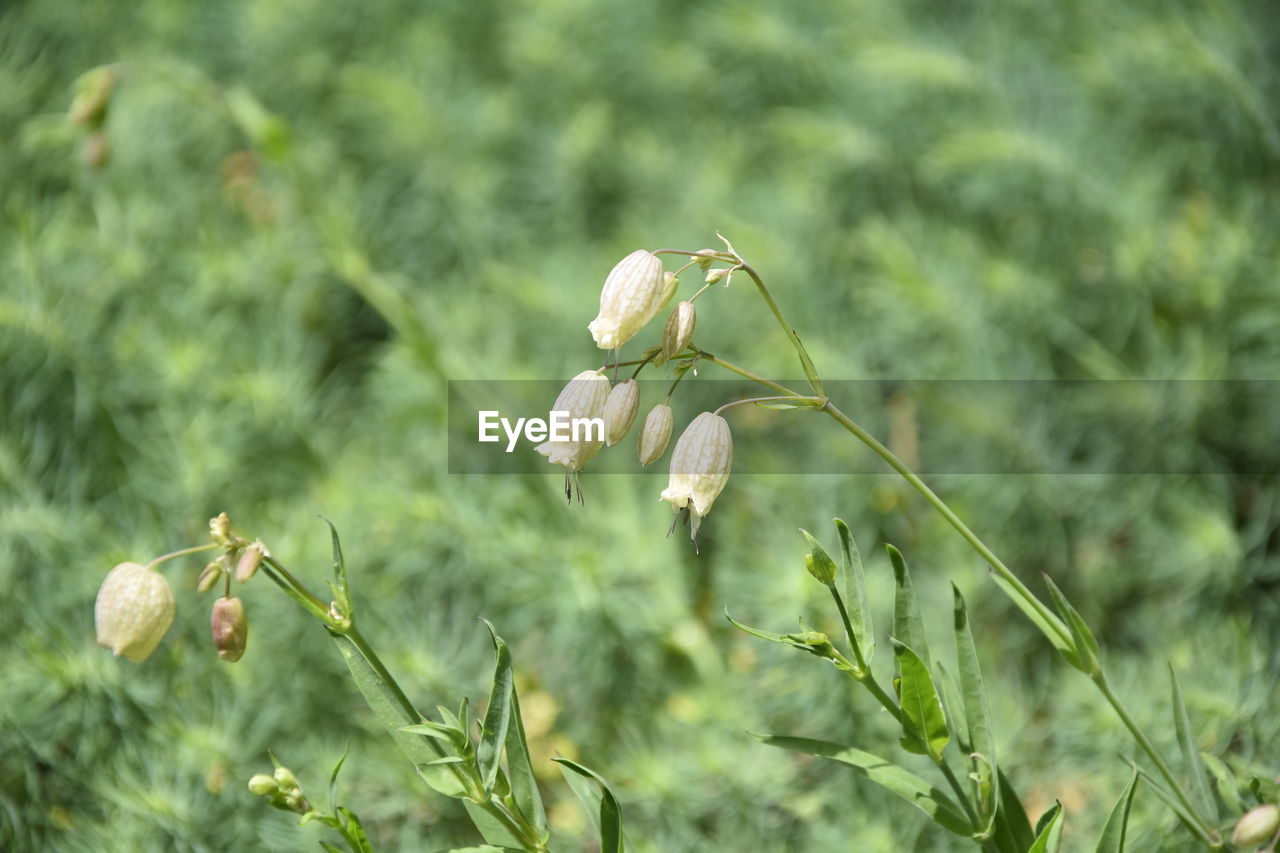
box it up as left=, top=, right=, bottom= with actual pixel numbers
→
left=694, top=249, right=718, bottom=271
left=588, top=250, right=669, bottom=350
left=662, top=301, right=696, bottom=361
left=209, top=512, right=232, bottom=546
left=68, top=67, right=115, bottom=128
left=603, top=379, right=640, bottom=446
left=248, top=774, right=278, bottom=796
left=235, top=542, right=265, bottom=582
left=273, top=766, right=300, bottom=793
left=1232, top=804, right=1280, bottom=847
left=95, top=562, right=176, bottom=662
left=705, top=268, right=728, bottom=285
left=637, top=403, right=674, bottom=466
left=535, top=370, right=611, bottom=472
left=660, top=412, right=733, bottom=534
left=801, top=529, right=837, bottom=587
left=210, top=596, right=248, bottom=662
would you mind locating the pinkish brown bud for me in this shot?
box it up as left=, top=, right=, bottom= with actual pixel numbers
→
left=235, top=543, right=264, bottom=582
left=211, top=596, right=248, bottom=662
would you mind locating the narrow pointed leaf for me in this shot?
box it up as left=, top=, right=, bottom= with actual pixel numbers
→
left=328, top=742, right=350, bottom=816
left=893, top=640, right=950, bottom=761
left=1200, top=751, right=1242, bottom=814
left=953, top=585, right=999, bottom=829
left=477, top=618, right=514, bottom=795
left=1095, top=772, right=1139, bottom=853
left=500, top=657, right=547, bottom=837
left=554, top=758, right=623, bottom=853
left=330, top=633, right=467, bottom=798
left=338, top=807, right=374, bottom=853
left=1042, top=575, right=1101, bottom=675
left=937, top=663, right=971, bottom=754
left=888, top=545, right=930, bottom=671
left=463, top=801, right=526, bottom=850
left=755, top=734, right=973, bottom=836
left=1028, top=802, right=1063, bottom=853
left=1127, top=763, right=1215, bottom=846
left=1170, top=667, right=1218, bottom=823
left=996, top=768, right=1036, bottom=851
left=320, top=843, right=344, bottom=853
left=987, top=570, right=1073, bottom=656
left=321, top=516, right=348, bottom=589
left=835, top=519, right=874, bottom=663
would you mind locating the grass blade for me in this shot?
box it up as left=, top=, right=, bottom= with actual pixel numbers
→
left=1170, top=666, right=1218, bottom=824
left=1095, top=771, right=1139, bottom=853
left=835, top=519, right=874, bottom=662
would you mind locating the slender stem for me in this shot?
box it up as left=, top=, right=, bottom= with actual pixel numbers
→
left=146, top=542, right=219, bottom=568
left=664, top=354, right=699, bottom=402
left=828, top=588, right=869, bottom=673
left=262, top=556, right=331, bottom=619
left=938, top=758, right=982, bottom=830
left=1095, top=674, right=1222, bottom=848
left=692, top=348, right=806, bottom=398
left=736, top=264, right=825, bottom=397
left=821, top=401, right=1071, bottom=649
left=652, top=248, right=737, bottom=262
left=713, top=395, right=818, bottom=416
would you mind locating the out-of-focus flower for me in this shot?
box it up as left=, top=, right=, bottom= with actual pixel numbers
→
left=662, top=301, right=696, bottom=361
left=603, top=379, right=640, bottom=446
left=637, top=403, right=674, bottom=466
left=535, top=370, right=611, bottom=472
left=211, top=596, right=248, bottom=662
left=588, top=250, right=672, bottom=350
left=1233, top=805, right=1279, bottom=847
left=95, top=562, right=176, bottom=662
left=660, top=412, right=733, bottom=537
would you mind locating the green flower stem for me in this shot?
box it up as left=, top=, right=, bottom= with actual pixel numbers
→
left=937, top=757, right=982, bottom=832
left=1093, top=673, right=1222, bottom=849
left=736, top=264, right=825, bottom=398
left=145, top=542, right=219, bottom=569
left=260, top=556, right=542, bottom=850
left=713, top=395, right=821, bottom=415
left=690, top=348, right=805, bottom=398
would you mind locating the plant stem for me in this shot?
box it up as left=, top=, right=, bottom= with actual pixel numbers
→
left=937, top=757, right=982, bottom=831
left=1094, top=674, right=1223, bottom=848
left=736, top=264, right=825, bottom=398
left=146, top=542, right=219, bottom=568
left=691, top=348, right=805, bottom=398
left=713, top=395, right=820, bottom=415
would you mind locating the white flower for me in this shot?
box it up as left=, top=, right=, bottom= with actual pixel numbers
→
left=588, top=250, right=673, bottom=350
left=637, top=403, right=674, bottom=466
left=535, top=370, right=611, bottom=472
left=95, top=562, right=176, bottom=662
left=603, top=379, right=640, bottom=446
left=660, top=412, right=733, bottom=534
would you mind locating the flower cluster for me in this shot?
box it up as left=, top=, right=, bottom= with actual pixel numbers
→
left=93, top=513, right=261, bottom=663
left=539, top=247, right=741, bottom=542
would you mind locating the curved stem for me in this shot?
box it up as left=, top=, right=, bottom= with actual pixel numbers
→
left=713, top=395, right=818, bottom=415
left=146, top=542, right=219, bottom=568
left=736, top=264, right=825, bottom=397
left=691, top=348, right=806, bottom=398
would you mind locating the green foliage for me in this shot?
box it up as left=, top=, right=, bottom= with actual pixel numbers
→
left=1, top=0, right=1278, bottom=849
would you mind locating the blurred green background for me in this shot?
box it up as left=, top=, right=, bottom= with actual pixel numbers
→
left=3, top=0, right=1279, bottom=850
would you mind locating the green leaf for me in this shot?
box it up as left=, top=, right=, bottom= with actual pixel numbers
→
left=892, top=640, right=950, bottom=760
left=320, top=843, right=345, bottom=853
left=338, top=806, right=375, bottom=853
left=1199, top=752, right=1242, bottom=814
left=834, top=519, right=874, bottom=663
left=1041, top=574, right=1101, bottom=675
left=936, top=663, right=970, bottom=753
left=330, top=633, right=468, bottom=799
left=483, top=622, right=548, bottom=841
left=953, top=586, right=999, bottom=831
left=994, top=768, right=1036, bottom=852
left=1170, top=666, right=1218, bottom=824
left=328, top=742, right=350, bottom=816
left=887, top=545, right=930, bottom=671
left=400, top=720, right=465, bottom=747
left=987, top=570, right=1073, bottom=657
left=554, top=758, right=624, bottom=853
left=462, top=802, right=526, bottom=851
left=754, top=734, right=973, bottom=836
left=1095, top=772, right=1139, bottom=853
left=754, top=398, right=824, bottom=410
left=800, top=529, right=838, bottom=586
left=1126, top=763, right=1206, bottom=840
left=476, top=618, right=514, bottom=795
left=431, top=848, right=521, bottom=853
left=1028, top=802, right=1063, bottom=853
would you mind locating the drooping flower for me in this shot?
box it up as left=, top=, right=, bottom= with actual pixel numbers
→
left=660, top=412, right=733, bottom=537
left=662, top=300, right=696, bottom=361
left=211, top=596, right=249, bottom=662
left=603, top=379, right=640, bottom=446
left=637, top=403, right=674, bottom=466
left=588, top=250, right=673, bottom=350
left=535, top=370, right=611, bottom=473
left=95, top=562, right=176, bottom=662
